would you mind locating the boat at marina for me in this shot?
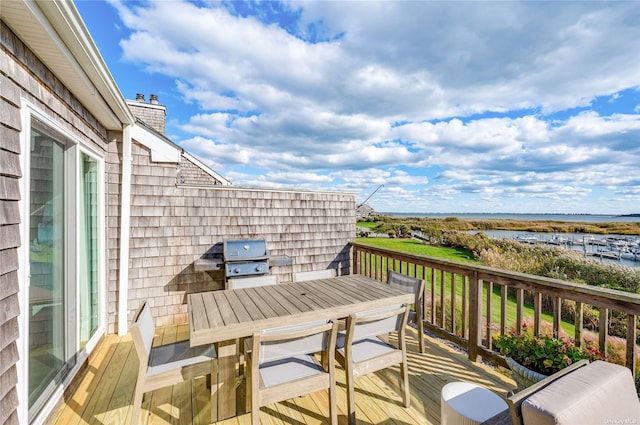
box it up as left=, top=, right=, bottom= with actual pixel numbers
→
left=515, top=234, right=538, bottom=244
left=548, top=234, right=569, bottom=245
left=620, top=248, right=640, bottom=261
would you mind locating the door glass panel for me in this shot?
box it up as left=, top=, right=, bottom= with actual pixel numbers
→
left=79, top=153, right=99, bottom=347
left=28, top=121, right=66, bottom=408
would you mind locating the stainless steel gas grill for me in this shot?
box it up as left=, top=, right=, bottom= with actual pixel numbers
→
left=222, top=239, right=270, bottom=278
left=193, top=238, right=291, bottom=289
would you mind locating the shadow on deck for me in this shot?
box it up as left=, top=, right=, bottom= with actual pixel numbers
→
left=49, top=325, right=515, bottom=425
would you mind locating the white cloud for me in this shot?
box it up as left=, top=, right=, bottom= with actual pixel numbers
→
left=105, top=0, right=640, bottom=214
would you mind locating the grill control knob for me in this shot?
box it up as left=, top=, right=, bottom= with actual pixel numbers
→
left=233, top=267, right=241, bottom=274
left=255, top=264, right=264, bottom=272
left=243, top=244, right=250, bottom=250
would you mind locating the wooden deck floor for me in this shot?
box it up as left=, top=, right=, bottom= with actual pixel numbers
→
left=49, top=325, right=515, bottom=425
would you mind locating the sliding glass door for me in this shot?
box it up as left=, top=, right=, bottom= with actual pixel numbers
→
left=26, top=117, right=104, bottom=421
left=28, top=122, right=66, bottom=410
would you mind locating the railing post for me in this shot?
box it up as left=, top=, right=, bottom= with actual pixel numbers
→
left=468, top=271, right=482, bottom=362
left=574, top=301, right=583, bottom=346
left=353, top=245, right=359, bottom=275
left=626, top=314, right=636, bottom=375
left=599, top=307, right=609, bottom=357
left=553, top=296, right=561, bottom=337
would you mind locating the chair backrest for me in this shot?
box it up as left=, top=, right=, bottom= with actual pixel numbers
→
left=131, top=300, right=155, bottom=366
left=293, top=269, right=337, bottom=282
left=227, top=274, right=277, bottom=289
left=387, top=270, right=424, bottom=304
left=350, top=304, right=408, bottom=341
left=255, top=320, right=337, bottom=364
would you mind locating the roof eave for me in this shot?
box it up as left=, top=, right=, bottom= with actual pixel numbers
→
left=1, top=0, right=134, bottom=129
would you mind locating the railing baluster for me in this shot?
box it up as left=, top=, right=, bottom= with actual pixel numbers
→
left=451, top=272, right=457, bottom=335
left=486, top=281, right=493, bottom=349
left=440, top=270, right=446, bottom=329
left=534, top=292, right=542, bottom=336
left=500, top=284, right=507, bottom=336
left=430, top=268, right=436, bottom=324
left=516, top=288, right=524, bottom=333
left=462, top=275, right=468, bottom=339
left=421, top=265, right=427, bottom=323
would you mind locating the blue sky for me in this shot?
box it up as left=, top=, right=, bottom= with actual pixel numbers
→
left=75, top=0, right=640, bottom=214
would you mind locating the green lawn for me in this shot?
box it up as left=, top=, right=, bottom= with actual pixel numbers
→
left=356, top=221, right=379, bottom=229
left=355, top=237, right=477, bottom=263
left=355, top=237, right=576, bottom=336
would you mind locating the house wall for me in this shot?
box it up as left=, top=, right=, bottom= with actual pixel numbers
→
left=1, top=21, right=111, bottom=425
left=122, top=142, right=356, bottom=328
left=0, top=42, right=22, bottom=425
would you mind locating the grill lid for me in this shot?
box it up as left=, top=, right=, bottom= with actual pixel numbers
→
left=223, top=239, right=268, bottom=262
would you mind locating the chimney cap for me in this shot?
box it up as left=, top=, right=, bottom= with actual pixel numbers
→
left=136, top=93, right=145, bottom=102
left=150, top=94, right=159, bottom=105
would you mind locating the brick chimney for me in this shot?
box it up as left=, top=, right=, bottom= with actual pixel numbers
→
left=127, top=93, right=166, bottom=134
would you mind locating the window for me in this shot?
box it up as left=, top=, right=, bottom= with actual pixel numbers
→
left=79, top=153, right=100, bottom=347
left=25, top=116, right=104, bottom=421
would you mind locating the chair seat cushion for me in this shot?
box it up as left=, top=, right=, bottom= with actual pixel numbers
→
left=259, top=353, right=324, bottom=387
left=336, top=333, right=396, bottom=363
left=521, top=360, right=640, bottom=425
left=148, top=340, right=216, bottom=376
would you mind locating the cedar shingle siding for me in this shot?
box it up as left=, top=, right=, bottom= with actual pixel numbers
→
left=123, top=141, right=355, bottom=329
left=1, top=22, right=25, bottom=425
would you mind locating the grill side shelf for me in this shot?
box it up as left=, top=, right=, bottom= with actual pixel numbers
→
left=194, top=257, right=292, bottom=272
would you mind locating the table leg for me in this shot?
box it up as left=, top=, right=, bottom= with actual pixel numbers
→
left=213, top=339, right=238, bottom=422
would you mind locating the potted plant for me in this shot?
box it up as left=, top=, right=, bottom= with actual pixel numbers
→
left=493, top=324, right=603, bottom=390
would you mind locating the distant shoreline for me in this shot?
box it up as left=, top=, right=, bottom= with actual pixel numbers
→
left=379, top=212, right=640, bottom=223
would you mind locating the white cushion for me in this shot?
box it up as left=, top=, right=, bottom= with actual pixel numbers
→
left=259, top=353, right=324, bottom=387
left=336, top=334, right=396, bottom=363
left=147, top=340, right=215, bottom=376
left=522, top=360, right=640, bottom=425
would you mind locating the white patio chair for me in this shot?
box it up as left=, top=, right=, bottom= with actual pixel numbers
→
left=227, top=274, right=277, bottom=289
left=387, top=270, right=426, bottom=353
left=293, top=268, right=337, bottom=282
left=336, top=304, right=410, bottom=425
left=246, top=319, right=339, bottom=425
left=130, top=300, right=216, bottom=425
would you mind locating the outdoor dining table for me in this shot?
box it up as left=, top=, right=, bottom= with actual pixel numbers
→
left=187, top=273, right=416, bottom=422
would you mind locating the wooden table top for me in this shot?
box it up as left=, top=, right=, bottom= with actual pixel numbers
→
left=188, top=274, right=415, bottom=347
